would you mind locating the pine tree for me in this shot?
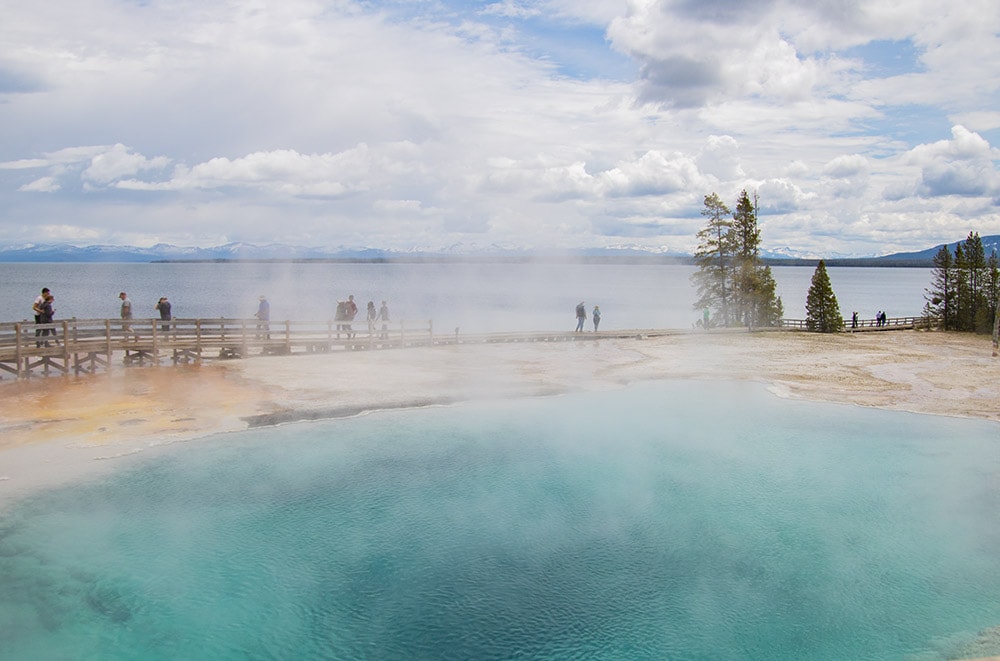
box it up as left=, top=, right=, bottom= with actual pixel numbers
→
left=691, top=193, right=733, bottom=327
left=805, top=260, right=843, bottom=332
left=953, top=243, right=971, bottom=331
left=691, top=189, right=782, bottom=329
left=925, top=244, right=955, bottom=330
left=987, top=251, right=1000, bottom=324
left=925, top=235, right=1000, bottom=335
left=731, top=190, right=782, bottom=328
left=963, top=232, right=991, bottom=333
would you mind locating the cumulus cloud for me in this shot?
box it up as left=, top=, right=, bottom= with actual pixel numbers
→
left=823, top=154, right=868, bottom=179
left=83, top=144, right=170, bottom=185
left=0, top=0, right=998, bottom=255
left=18, top=177, right=60, bottom=193
left=599, top=150, right=706, bottom=197
left=905, top=126, right=1000, bottom=197
left=696, top=135, right=744, bottom=180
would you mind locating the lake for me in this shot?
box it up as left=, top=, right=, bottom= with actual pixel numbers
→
left=0, top=262, right=932, bottom=333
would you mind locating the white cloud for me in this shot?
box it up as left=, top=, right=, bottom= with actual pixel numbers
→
left=823, top=154, right=868, bottom=179
left=83, top=144, right=170, bottom=185
left=696, top=135, right=744, bottom=181
left=0, top=0, right=998, bottom=255
left=905, top=126, right=1000, bottom=197
left=481, top=1, right=543, bottom=19
left=18, top=177, right=60, bottom=193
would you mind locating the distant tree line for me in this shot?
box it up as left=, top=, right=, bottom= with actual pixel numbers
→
left=925, top=231, right=1000, bottom=333
left=691, top=190, right=783, bottom=328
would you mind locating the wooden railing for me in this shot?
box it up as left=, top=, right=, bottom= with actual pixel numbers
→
left=0, top=317, right=433, bottom=379
left=779, top=316, right=928, bottom=331
left=0, top=314, right=934, bottom=380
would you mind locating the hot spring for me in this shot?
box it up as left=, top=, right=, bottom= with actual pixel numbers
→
left=2, top=380, right=999, bottom=660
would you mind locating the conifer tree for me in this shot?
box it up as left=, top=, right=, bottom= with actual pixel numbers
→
left=987, top=250, right=1000, bottom=323
left=963, top=232, right=991, bottom=332
left=692, top=189, right=783, bottom=329
left=953, top=243, right=971, bottom=331
left=691, top=193, right=733, bottom=327
left=925, top=244, right=955, bottom=330
left=926, top=234, right=1000, bottom=335
left=805, top=260, right=843, bottom=332
left=732, top=190, right=782, bottom=328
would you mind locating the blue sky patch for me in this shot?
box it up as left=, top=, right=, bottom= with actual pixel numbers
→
left=844, top=39, right=924, bottom=78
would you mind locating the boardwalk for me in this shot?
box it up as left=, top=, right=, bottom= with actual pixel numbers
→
left=1, top=314, right=926, bottom=380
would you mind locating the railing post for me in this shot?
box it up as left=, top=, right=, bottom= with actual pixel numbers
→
left=151, top=319, right=159, bottom=363
left=14, top=322, right=23, bottom=378
left=241, top=320, right=248, bottom=358
left=61, top=321, right=69, bottom=373
left=284, top=320, right=291, bottom=354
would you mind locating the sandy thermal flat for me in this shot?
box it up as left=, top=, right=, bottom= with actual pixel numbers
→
left=1, top=329, right=997, bottom=503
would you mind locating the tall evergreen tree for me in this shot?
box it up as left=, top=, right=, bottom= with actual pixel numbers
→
left=925, top=234, right=1000, bottom=335
left=989, top=250, right=1000, bottom=351
left=691, top=189, right=783, bottom=329
left=925, top=244, right=955, bottom=330
left=691, top=193, right=733, bottom=327
left=963, top=232, right=991, bottom=333
left=953, top=243, right=971, bottom=331
left=987, top=250, right=1000, bottom=326
left=730, top=190, right=761, bottom=260
left=731, top=190, right=782, bottom=328
left=805, top=260, right=843, bottom=332
left=747, top=264, right=784, bottom=328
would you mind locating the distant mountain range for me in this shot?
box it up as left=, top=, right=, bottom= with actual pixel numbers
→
left=0, top=236, right=998, bottom=265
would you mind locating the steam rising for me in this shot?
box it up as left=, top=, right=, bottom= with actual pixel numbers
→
left=1, top=381, right=998, bottom=659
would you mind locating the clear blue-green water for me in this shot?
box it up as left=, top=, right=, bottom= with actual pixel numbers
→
left=2, top=381, right=999, bottom=660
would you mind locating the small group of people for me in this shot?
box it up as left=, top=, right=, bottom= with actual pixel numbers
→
left=31, top=287, right=392, bottom=343
left=575, top=301, right=601, bottom=332
left=117, top=291, right=172, bottom=337
left=335, top=295, right=391, bottom=339
left=31, top=287, right=58, bottom=347
left=850, top=310, right=889, bottom=328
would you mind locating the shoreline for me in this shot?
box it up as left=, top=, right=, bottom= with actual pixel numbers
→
left=2, top=329, right=998, bottom=506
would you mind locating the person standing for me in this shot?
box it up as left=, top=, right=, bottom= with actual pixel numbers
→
left=255, top=295, right=270, bottom=339
left=592, top=305, right=601, bottom=332
left=345, top=294, right=358, bottom=338
left=575, top=301, right=586, bottom=332
left=119, top=291, right=137, bottom=340
left=155, top=297, right=172, bottom=332
left=38, top=292, right=57, bottom=346
left=366, top=300, right=377, bottom=335
left=33, top=287, right=50, bottom=346
left=378, top=300, right=390, bottom=339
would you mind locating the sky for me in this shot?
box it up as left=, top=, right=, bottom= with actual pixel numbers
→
left=1, top=0, right=999, bottom=257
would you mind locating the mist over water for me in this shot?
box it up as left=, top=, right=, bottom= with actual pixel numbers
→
left=1, top=262, right=931, bottom=332
left=2, top=381, right=999, bottom=660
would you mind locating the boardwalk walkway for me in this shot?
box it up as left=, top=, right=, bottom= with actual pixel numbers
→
left=0, top=315, right=925, bottom=380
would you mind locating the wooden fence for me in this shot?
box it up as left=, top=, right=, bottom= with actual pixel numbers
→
left=0, top=317, right=433, bottom=379
left=779, top=315, right=928, bottom=331
left=0, top=314, right=933, bottom=380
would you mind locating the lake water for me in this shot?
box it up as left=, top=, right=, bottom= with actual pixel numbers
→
left=2, top=381, right=999, bottom=660
left=0, top=262, right=932, bottom=333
